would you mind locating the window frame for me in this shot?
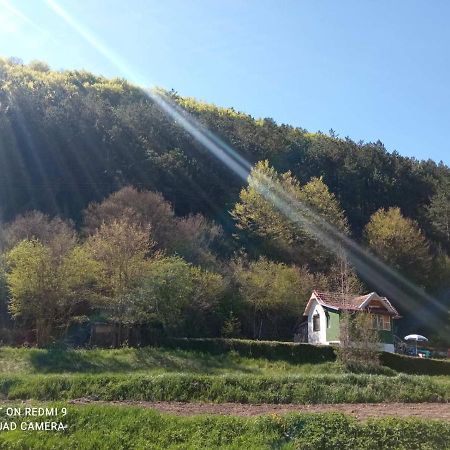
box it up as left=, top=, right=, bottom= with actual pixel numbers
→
left=372, top=314, right=391, bottom=331
left=312, top=314, right=320, bottom=332
left=382, top=315, right=391, bottom=331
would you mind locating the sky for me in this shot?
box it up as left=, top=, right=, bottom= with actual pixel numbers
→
left=0, top=0, right=449, bottom=164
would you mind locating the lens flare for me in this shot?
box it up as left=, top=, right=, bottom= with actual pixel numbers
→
left=1, top=0, right=50, bottom=37
left=41, top=0, right=448, bottom=328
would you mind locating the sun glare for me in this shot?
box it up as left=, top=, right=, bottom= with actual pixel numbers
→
left=8, top=0, right=441, bottom=329
left=0, top=0, right=49, bottom=36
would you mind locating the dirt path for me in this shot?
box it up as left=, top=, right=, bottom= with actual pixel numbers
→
left=68, top=399, right=450, bottom=421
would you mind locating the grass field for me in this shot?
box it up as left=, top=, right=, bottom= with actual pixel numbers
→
left=0, top=346, right=341, bottom=376
left=0, top=402, right=449, bottom=450
left=1, top=372, right=449, bottom=403
left=0, top=345, right=448, bottom=448
left=0, top=346, right=448, bottom=404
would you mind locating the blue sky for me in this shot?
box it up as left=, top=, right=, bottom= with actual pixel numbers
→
left=1, top=0, right=449, bottom=164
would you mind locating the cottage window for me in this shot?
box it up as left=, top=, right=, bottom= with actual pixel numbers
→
left=372, top=314, right=391, bottom=331
left=313, top=314, right=320, bottom=332
left=382, top=315, right=391, bottom=331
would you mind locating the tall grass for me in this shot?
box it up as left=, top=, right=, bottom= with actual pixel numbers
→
left=0, top=346, right=342, bottom=376
left=0, top=403, right=449, bottom=449
left=1, top=343, right=448, bottom=377
left=0, top=373, right=448, bottom=404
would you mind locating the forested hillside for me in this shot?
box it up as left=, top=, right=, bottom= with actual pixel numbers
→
left=0, top=57, right=449, bottom=345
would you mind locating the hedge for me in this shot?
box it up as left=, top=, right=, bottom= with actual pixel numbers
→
left=380, top=352, right=450, bottom=376
left=155, top=338, right=337, bottom=364
left=155, top=338, right=450, bottom=375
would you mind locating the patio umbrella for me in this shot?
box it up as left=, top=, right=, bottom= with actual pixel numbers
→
left=404, top=334, right=428, bottom=355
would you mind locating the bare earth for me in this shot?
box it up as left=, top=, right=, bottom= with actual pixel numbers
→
left=68, top=399, right=450, bottom=421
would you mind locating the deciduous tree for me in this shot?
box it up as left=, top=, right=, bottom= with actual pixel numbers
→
left=6, top=240, right=100, bottom=346
left=364, top=207, right=432, bottom=285
left=233, top=257, right=315, bottom=339
left=86, top=217, right=153, bottom=343
left=231, top=160, right=348, bottom=269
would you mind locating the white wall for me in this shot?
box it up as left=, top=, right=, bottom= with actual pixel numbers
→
left=380, top=343, right=395, bottom=353
left=307, top=299, right=327, bottom=345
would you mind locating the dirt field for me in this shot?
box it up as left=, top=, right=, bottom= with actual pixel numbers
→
left=68, top=399, right=450, bottom=421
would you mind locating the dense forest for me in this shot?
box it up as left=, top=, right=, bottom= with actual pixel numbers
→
left=0, top=57, right=449, bottom=346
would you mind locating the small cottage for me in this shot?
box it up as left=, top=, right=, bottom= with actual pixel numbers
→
left=302, top=290, right=401, bottom=353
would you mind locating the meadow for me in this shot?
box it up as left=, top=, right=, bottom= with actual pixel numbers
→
left=0, top=345, right=448, bottom=404
left=0, top=345, right=340, bottom=376
left=0, top=403, right=449, bottom=450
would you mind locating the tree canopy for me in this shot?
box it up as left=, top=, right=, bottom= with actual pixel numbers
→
left=0, top=58, right=449, bottom=344
left=364, top=207, right=432, bottom=286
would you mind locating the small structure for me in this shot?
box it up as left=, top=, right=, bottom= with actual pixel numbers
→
left=302, top=290, right=401, bottom=353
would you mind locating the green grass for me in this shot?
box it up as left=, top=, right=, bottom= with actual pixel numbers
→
left=0, top=373, right=448, bottom=404
left=0, top=403, right=449, bottom=449
left=0, top=346, right=344, bottom=376
left=0, top=346, right=448, bottom=405
left=2, top=342, right=448, bottom=378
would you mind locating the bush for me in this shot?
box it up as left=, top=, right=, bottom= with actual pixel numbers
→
left=155, top=338, right=450, bottom=376
left=155, top=338, right=336, bottom=364
left=381, top=352, right=450, bottom=376
left=336, top=313, right=380, bottom=373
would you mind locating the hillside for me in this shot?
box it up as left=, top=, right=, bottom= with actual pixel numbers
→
left=0, top=57, right=449, bottom=236
left=0, top=57, right=449, bottom=343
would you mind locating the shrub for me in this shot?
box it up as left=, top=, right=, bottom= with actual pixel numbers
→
left=154, top=338, right=336, bottom=364
left=380, top=352, right=450, bottom=376
left=155, top=338, right=450, bottom=376
left=337, top=312, right=380, bottom=372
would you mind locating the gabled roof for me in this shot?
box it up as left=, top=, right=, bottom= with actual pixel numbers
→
left=304, top=290, right=400, bottom=317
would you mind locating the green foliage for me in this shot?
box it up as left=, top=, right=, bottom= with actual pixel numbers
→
left=0, top=344, right=447, bottom=406
left=85, top=217, right=153, bottom=342
left=1, top=57, right=448, bottom=249
left=221, top=311, right=241, bottom=338
left=156, top=338, right=336, bottom=364
left=152, top=338, right=450, bottom=377
left=0, top=257, right=10, bottom=341
left=427, top=179, right=450, bottom=247
left=0, top=345, right=338, bottom=376
left=83, top=186, right=221, bottom=267
left=288, top=415, right=450, bottom=450
left=364, top=207, right=432, bottom=285
left=0, top=404, right=449, bottom=450
left=337, top=313, right=380, bottom=373
left=185, top=265, right=227, bottom=335
left=132, top=257, right=227, bottom=336
left=133, top=257, right=196, bottom=333
left=231, top=160, right=348, bottom=269
left=6, top=240, right=100, bottom=346
left=380, top=352, right=450, bottom=376
left=2, top=336, right=448, bottom=378
left=0, top=59, right=449, bottom=340
left=0, top=372, right=448, bottom=404
left=233, top=258, right=315, bottom=339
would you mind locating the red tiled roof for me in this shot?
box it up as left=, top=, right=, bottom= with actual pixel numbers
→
left=308, top=290, right=400, bottom=317
left=313, top=291, right=369, bottom=310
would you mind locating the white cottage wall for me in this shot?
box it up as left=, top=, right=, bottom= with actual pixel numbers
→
left=307, top=299, right=327, bottom=345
